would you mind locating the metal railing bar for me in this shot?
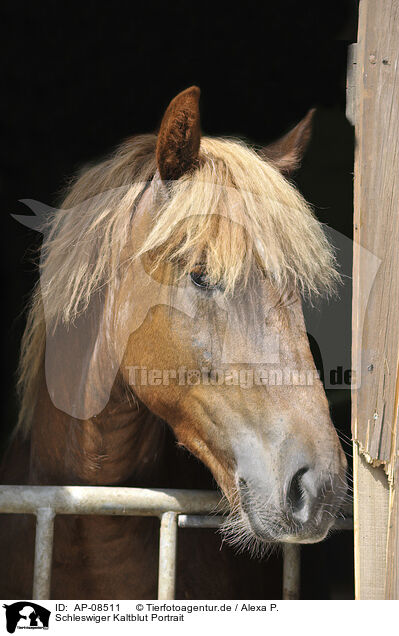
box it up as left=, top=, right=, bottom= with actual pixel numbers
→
left=332, top=516, right=354, bottom=530
left=32, top=507, right=55, bottom=601
left=0, top=486, right=220, bottom=517
left=0, top=484, right=353, bottom=601
left=178, top=514, right=225, bottom=529
left=158, top=512, right=178, bottom=600
left=0, top=486, right=353, bottom=528
left=282, top=544, right=301, bottom=600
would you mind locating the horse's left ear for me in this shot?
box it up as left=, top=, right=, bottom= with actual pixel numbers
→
left=259, top=109, right=316, bottom=175
left=156, top=86, right=201, bottom=181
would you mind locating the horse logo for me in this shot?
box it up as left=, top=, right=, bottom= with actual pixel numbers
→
left=2, top=602, right=50, bottom=633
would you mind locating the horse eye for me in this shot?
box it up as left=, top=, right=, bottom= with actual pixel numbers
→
left=190, top=268, right=214, bottom=290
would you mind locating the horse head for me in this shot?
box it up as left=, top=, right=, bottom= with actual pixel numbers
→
left=118, top=87, right=348, bottom=548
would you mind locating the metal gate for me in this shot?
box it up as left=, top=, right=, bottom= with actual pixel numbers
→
left=0, top=485, right=351, bottom=600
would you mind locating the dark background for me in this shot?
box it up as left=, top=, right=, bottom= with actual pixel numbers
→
left=1, top=0, right=358, bottom=599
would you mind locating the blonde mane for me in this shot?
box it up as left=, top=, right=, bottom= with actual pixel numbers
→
left=17, top=133, right=339, bottom=432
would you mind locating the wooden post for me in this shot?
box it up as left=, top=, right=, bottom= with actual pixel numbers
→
left=351, top=0, right=399, bottom=599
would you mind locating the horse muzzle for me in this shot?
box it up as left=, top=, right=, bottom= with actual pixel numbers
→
left=237, top=463, right=348, bottom=544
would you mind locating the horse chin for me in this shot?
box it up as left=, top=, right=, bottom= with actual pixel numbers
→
left=248, top=505, right=336, bottom=544
left=221, top=505, right=335, bottom=555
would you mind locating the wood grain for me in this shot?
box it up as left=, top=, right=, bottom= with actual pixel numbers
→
left=352, top=0, right=399, bottom=598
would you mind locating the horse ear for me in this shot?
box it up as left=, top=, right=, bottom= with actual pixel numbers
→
left=156, top=86, right=201, bottom=181
left=259, top=109, right=315, bottom=175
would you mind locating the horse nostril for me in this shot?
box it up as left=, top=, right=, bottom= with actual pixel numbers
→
left=286, top=466, right=309, bottom=515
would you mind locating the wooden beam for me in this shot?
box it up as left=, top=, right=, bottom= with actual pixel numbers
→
left=353, top=447, right=390, bottom=599
left=352, top=0, right=399, bottom=599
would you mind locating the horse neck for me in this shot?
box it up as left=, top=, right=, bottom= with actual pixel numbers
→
left=29, top=365, right=167, bottom=486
